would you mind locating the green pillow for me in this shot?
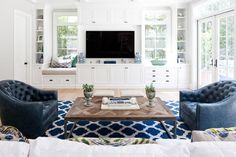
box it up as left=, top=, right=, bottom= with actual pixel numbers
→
left=71, top=56, right=78, bottom=67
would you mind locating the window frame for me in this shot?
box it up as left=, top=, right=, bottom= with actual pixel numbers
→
left=143, top=10, right=171, bottom=61
left=53, top=11, right=78, bottom=60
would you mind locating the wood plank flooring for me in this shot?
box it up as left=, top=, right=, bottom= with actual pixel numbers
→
left=58, top=88, right=179, bottom=101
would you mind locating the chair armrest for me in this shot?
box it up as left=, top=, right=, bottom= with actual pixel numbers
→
left=179, top=90, right=199, bottom=102
left=196, top=96, right=236, bottom=130
left=0, top=95, right=44, bottom=127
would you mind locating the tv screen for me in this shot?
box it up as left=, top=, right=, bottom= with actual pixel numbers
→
left=86, top=31, right=135, bottom=58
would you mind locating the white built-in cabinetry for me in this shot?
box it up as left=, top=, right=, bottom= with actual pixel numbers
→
left=144, top=66, right=178, bottom=89
left=77, top=64, right=190, bottom=89
left=77, top=64, right=144, bottom=88
left=43, top=75, right=76, bottom=88
left=78, top=7, right=141, bottom=25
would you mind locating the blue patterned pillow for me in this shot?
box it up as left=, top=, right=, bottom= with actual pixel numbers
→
left=0, top=126, right=29, bottom=143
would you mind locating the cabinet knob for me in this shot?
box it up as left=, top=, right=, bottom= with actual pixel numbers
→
left=92, top=21, right=96, bottom=23
left=91, top=67, right=95, bottom=69
left=124, top=21, right=128, bottom=23
left=166, top=75, right=169, bottom=77
left=66, top=79, right=69, bottom=82
left=152, top=80, right=156, bottom=82
left=152, top=70, right=156, bottom=72
left=49, top=79, right=53, bottom=82
left=166, top=70, right=169, bottom=72
left=152, top=75, right=156, bottom=77
left=125, top=67, right=128, bottom=69
left=165, top=80, right=169, bottom=82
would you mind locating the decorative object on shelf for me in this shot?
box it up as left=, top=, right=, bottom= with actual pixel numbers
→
left=78, top=53, right=85, bottom=63
left=145, top=83, right=156, bottom=107
left=151, top=58, right=167, bottom=66
left=82, top=84, right=94, bottom=107
left=37, top=35, right=43, bottom=42
left=135, top=52, right=142, bottom=63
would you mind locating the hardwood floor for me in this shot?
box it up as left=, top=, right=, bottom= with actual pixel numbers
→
left=58, top=88, right=179, bottom=101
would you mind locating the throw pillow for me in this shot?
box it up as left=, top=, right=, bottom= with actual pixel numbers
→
left=192, top=127, right=236, bottom=142
left=71, top=56, right=78, bottom=67
left=70, top=137, right=157, bottom=146
left=50, top=60, right=71, bottom=68
left=0, top=126, right=29, bottom=143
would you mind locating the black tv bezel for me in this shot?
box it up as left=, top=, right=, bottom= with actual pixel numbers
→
left=85, top=31, right=135, bottom=58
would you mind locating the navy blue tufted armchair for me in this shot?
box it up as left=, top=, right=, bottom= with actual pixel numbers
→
left=180, top=81, right=236, bottom=130
left=0, top=80, right=58, bottom=139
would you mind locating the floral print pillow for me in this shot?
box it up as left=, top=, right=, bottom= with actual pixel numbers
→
left=205, top=127, right=236, bottom=141
left=70, top=137, right=157, bottom=146
left=0, top=126, right=29, bottom=143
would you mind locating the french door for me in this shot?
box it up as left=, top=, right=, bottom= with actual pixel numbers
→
left=198, top=12, right=235, bottom=88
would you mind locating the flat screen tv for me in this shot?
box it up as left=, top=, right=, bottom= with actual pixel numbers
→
left=86, top=31, right=135, bottom=58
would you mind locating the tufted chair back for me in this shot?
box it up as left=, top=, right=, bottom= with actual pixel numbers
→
left=197, top=81, right=236, bottom=103
left=0, top=80, right=40, bottom=102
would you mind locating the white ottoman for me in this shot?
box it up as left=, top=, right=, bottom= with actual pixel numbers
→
left=94, top=90, right=115, bottom=97
left=120, top=90, right=145, bottom=97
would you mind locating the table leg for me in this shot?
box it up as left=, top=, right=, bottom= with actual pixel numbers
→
left=67, top=121, right=77, bottom=138
left=173, top=120, right=177, bottom=139
left=64, top=120, right=68, bottom=139
left=160, top=121, right=177, bottom=139
left=160, top=121, right=172, bottom=139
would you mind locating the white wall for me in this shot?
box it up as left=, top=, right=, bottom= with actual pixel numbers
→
left=0, top=0, right=33, bottom=80
left=44, top=4, right=53, bottom=64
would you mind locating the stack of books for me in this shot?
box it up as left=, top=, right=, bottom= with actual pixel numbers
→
left=101, top=97, right=140, bottom=110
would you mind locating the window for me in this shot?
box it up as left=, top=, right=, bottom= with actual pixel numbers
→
left=53, top=12, right=78, bottom=59
left=144, top=10, right=170, bottom=61
left=194, top=0, right=235, bottom=19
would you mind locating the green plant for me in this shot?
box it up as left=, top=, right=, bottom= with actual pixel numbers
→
left=82, top=84, right=94, bottom=92
left=145, top=83, right=155, bottom=93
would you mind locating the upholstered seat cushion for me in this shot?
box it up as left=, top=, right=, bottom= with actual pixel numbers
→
left=42, top=68, right=76, bottom=75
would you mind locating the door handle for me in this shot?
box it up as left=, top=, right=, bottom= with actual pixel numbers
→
left=214, top=59, right=218, bottom=67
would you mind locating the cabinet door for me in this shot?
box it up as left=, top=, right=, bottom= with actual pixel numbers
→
left=32, top=65, right=42, bottom=86
left=91, top=9, right=107, bottom=24
left=125, top=9, right=141, bottom=25
left=93, top=66, right=110, bottom=84
left=126, top=66, right=143, bottom=84
left=110, top=66, right=126, bottom=84
left=77, top=66, right=93, bottom=84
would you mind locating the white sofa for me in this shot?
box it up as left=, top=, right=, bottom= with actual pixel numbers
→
left=1, top=137, right=236, bottom=157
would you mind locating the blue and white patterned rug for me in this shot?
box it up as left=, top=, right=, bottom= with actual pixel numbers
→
left=45, top=101, right=191, bottom=140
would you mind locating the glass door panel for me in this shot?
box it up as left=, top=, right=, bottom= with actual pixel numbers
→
left=198, top=18, right=215, bottom=88
left=218, top=14, right=234, bottom=80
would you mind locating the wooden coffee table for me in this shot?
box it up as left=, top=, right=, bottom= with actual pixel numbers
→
left=64, top=97, right=177, bottom=139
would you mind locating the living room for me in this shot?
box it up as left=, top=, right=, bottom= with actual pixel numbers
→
left=0, top=0, right=236, bottom=156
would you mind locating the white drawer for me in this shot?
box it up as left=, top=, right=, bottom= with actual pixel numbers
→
left=60, top=76, right=76, bottom=85
left=43, top=76, right=60, bottom=84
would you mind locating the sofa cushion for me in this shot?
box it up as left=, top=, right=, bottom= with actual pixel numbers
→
left=29, top=137, right=190, bottom=157
left=42, top=68, right=76, bottom=75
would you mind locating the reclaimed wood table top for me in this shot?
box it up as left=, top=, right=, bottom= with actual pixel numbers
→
left=65, top=97, right=176, bottom=121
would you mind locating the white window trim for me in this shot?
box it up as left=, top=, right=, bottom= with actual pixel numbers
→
left=53, top=11, right=78, bottom=60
